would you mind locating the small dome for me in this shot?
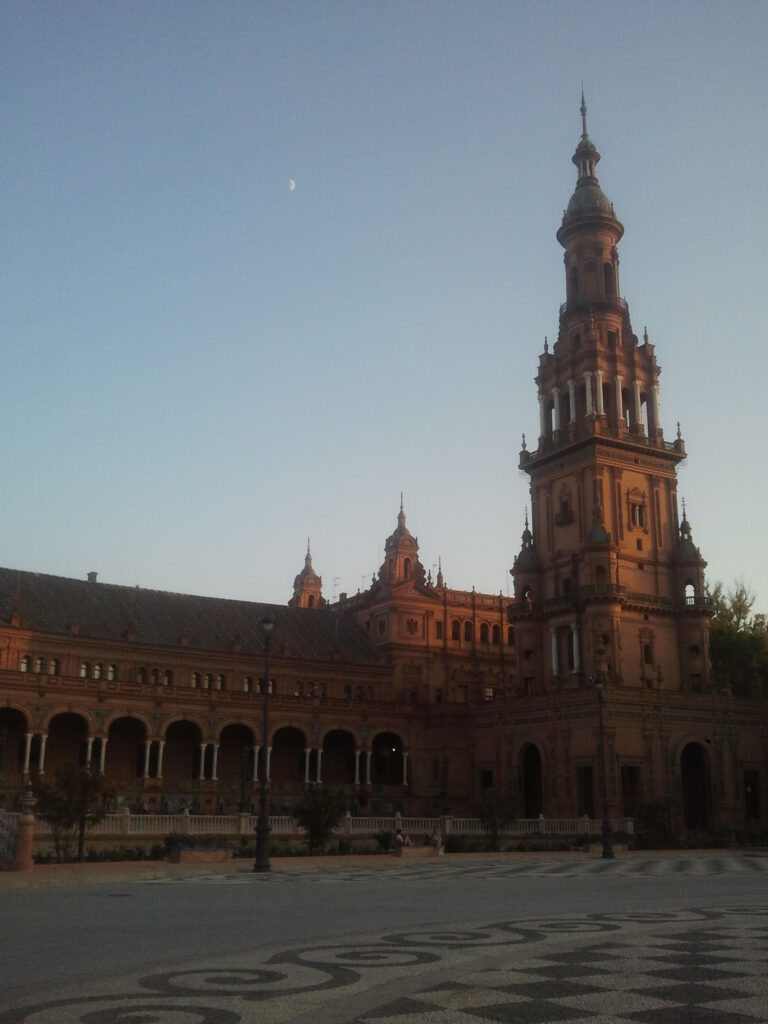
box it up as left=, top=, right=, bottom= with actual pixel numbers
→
left=566, top=179, right=614, bottom=219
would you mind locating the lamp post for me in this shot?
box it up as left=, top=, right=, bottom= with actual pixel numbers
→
left=592, top=672, right=614, bottom=859
left=254, top=608, right=274, bottom=872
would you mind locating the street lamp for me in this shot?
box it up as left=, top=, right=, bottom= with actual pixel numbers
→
left=592, top=671, right=614, bottom=859
left=254, top=608, right=275, bottom=872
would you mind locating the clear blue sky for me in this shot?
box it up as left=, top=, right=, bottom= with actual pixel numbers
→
left=2, top=1, right=767, bottom=613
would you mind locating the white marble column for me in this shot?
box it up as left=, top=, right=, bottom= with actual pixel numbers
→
left=568, top=379, right=576, bottom=423
left=142, top=740, right=151, bottom=779
left=402, top=751, right=409, bottom=787
left=365, top=750, right=372, bottom=785
left=157, top=740, right=165, bottom=779
left=615, top=375, right=623, bottom=423
left=316, top=748, right=323, bottom=784
left=571, top=624, right=581, bottom=672
left=551, top=628, right=559, bottom=675
left=552, top=387, right=560, bottom=432
left=584, top=372, right=593, bottom=415
left=304, top=748, right=311, bottom=784
left=86, top=736, right=94, bottom=770
left=199, top=743, right=207, bottom=780
left=595, top=370, right=604, bottom=414
left=22, top=733, right=32, bottom=775
left=211, top=743, right=219, bottom=782
left=38, top=734, right=47, bottom=775
left=99, top=737, right=107, bottom=775
left=354, top=749, right=361, bottom=785
left=652, top=384, right=661, bottom=433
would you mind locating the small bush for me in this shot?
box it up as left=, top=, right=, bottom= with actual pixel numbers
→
left=374, top=829, right=394, bottom=853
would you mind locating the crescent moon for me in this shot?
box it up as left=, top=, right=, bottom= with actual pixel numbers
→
left=288, top=179, right=296, bottom=192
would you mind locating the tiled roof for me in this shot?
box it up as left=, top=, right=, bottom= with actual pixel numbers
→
left=0, top=568, right=381, bottom=665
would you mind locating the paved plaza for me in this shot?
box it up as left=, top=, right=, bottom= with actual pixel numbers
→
left=2, top=853, right=767, bottom=1023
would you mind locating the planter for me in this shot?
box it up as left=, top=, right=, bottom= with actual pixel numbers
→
left=169, top=848, right=233, bottom=864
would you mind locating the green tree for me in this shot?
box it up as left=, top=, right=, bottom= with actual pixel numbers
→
left=707, top=579, right=768, bottom=697
left=473, top=788, right=519, bottom=851
left=34, top=766, right=114, bottom=862
left=292, top=785, right=347, bottom=855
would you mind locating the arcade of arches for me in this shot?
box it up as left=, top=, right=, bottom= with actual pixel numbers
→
left=1, top=107, right=767, bottom=833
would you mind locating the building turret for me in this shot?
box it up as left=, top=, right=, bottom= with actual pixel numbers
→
left=288, top=540, right=325, bottom=608
left=379, top=496, right=425, bottom=587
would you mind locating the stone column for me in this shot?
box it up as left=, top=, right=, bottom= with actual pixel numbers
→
left=584, top=372, right=593, bottom=415
left=304, top=748, right=311, bottom=784
left=538, top=391, right=547, bottom=439
left=316, top=748, right=323, bottom=784
left=551, top=628, right=559, bottom=676
left=12, top=791, right=36, bottom=873
left=354, top=749, right=361, bottom=785
left=85, top=736, right=94, bottom=770
left=157, top=740, right=165, bottom=779
left=365, top=750, right=372, bottom=785
left=266, top=746, right=272, bottom=783
left=99, top=737, right=107, bottom=775
left=253, top=745, right=260, bottom=783
left=552, top=387, right=560, bottom=432
left=22, top=733, right=32, bottom=776
left=615, top=375, right=623, bottom=424
left=199, top=743, right=207, bottom=780
left=652, top=384, right=661, bottom=433
left=571, top=624, right=581, bottom=672
left=568, top=379, right=576, bottom=423
left=211, top=743, right=219, bottom=782
left=595, top=370, right=604, bottom=414
left=143, top=740, right=152, bottom=779
left=402, top=751, right=409, bottom=787
left=38, top=734, right=47, bottom=775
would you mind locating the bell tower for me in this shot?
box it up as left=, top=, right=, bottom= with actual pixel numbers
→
left=511, top=97, right=711, bottom=694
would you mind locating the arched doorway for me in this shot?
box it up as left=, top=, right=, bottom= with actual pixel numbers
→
left=0, top=707, right=29, bottom=806
left=521, top=743, right=543, bottom=818
left=681, top=742, right=710, bottom=830
left=371, top=732, right=404, bottom=786
left=270, top=727, right=306, bottom=791
left=322, top=730, right=356, bottom=786
left=47, top=712, right=89, bottom=774
left=164, top=720, right=202, bottom=794
left=218, top=723, right=256, bottom=811
left=105, top=717, right=147, bottom=799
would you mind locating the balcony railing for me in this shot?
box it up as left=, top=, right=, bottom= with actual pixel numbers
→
left=558, top=295, right=629, bottom=318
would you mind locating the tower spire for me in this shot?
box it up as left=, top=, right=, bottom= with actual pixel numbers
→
left=580, top=85, right=588, bottom=137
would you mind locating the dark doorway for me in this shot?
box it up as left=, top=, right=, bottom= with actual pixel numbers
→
left=521, top=744, right=543, bottom=817
left=621, top=765, right=643, bottom=817
left=577, top=765, right=594, bottom=818
left=681, top=742, right=710, bottom=829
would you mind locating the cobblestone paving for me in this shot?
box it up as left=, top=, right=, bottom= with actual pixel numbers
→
left=3, top=905, right=767, bottom=1023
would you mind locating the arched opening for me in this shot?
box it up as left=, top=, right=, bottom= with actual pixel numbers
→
left=47, top=712, right=90, bottom=774
left=0, top=707, right=29, bottom=803
left=521, top=744, right=543, bottom=817
left=163, top=720, right=203, bottom=790
left=464, top=621, right=473, bottom=643
left=218, top=723, right=256, bottom=811
left=643, top=643, right=653, bottom=666
left=507, top=626, right=515, bottom=646
left=451, top=619, right=460, bottom=641
left=403, top=558, right=411, bottom=579
left=270, top=726, right=306, bottom=790
left=105, top=716, right=147, bottom=789
left=371, top=732, right=404, bottom=786
left=480, top=622, right=489, bottom=644
left=322, top=729, right=356, bottom=786
left=521, top=585, right=533, bottom=609
left=681, top=742, right=711, bottom=830
left=595, top=564, right=607, bottom=587
left=603, top=262, right=615, bottom=296
left=684, top=581, right=696, bottom=603
left=492, top=624, right=501, bottom=645
left=307, top=594, right=315, bottom=608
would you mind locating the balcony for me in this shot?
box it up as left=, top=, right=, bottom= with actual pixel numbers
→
left=558, top=295, right=629, bottom=318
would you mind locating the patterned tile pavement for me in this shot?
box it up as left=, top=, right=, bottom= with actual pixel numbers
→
left=2, top=904, right=766, bottom=1023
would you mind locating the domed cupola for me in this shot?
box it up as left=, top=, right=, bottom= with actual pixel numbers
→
left=675, top=500, right=708, bottom=604
left=379, top=496, right=425, bottom=586
left=510, top=511, right=539, bottom=609
left=288, top=540, right=325, bottom=608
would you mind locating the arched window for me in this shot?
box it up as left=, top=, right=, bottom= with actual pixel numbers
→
left=684, top=581, right=696, bottom=603
left=243, top=676, right=253, bottom=692
left=319, top=682, right=326, bottom=699
left=404, top=558, right=411, bottom=579
left=80, top=661, right=91, bottom=679
left=294, top=680, right=303, bottom=697
left=643, top=643, right=653, bottom=665
left=307, top=594, right=315, bottom=608
left=137, top=666, right=147, bottom=684
left=93, top=663, right=103, bottom=680
left=48, top=658, right=60, bottom=676
left=34, top=656, right=45, bottom=674
left=203, top=673, right=213, bottom=690
left=480, top=622, right=489, bottom=644
left=464, top=621, right=473, bottom=643
left=492, top=624, right=501, bottom=645
left=215, top=674, right=225, bottom=691
left=507, top=626, right=515, bottom=646
left=164, top=669, right=174, bottom=686
left=20, top=655, right=30, bottom=673
left=603, top=262, right=615, bottom=296
left=343, top=685, right=351, bottom=700
left=451, top=619, right=460, bottom=641
left=151, top=668, right=159, bottom=686
left=191, top=672, right=201, bottom=688
left=107, top=664, right=117, bottom=681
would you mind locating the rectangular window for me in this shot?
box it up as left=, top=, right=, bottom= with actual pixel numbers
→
left=481, top=769, right=494, bottom=789
left=484, top=686, right=495, bottom=702
left=435, top=621, right=443, bottom=640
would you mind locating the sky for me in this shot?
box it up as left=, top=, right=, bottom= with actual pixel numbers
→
left=2, top=1, right=767, bottom=613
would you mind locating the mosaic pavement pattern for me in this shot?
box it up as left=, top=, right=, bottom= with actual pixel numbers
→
left=2, top=905, right=767, bottom=1023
